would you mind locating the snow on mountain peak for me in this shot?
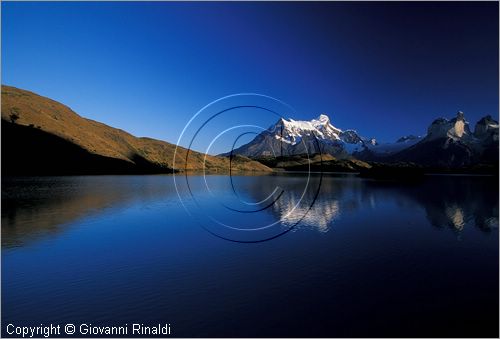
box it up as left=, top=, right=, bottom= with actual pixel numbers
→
left=315, top=114, right=330, bottom=123
left=272, top=114, right=343, bottom=143
left=264, top=114, right=371, bottom=155
left=228, top=110, right=499, bottom=164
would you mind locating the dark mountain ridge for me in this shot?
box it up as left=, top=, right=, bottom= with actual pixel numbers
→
left=362, top=111, right=499, bottom=168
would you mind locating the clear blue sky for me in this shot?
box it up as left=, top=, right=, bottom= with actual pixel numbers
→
left=2, top=2, right=498, bottom=152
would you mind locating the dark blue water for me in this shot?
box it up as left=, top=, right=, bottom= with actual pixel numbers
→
left=2, top=174, right=498, bottom=337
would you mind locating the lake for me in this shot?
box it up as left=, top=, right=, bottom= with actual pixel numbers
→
left=2, top=174, right=498, bottom=337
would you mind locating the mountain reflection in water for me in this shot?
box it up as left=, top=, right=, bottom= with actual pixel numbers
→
left=2, top=174, right=498, bottom=247
left=2, top=174, right=498, bottom=337
left=239, top=174, right=498, bottom=235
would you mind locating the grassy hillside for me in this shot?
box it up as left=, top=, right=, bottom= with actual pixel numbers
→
left=1, top=85, right=271, bottom=175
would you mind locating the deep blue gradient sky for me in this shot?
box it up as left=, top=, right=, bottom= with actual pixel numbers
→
left=2, top=2, right=498, bottom=151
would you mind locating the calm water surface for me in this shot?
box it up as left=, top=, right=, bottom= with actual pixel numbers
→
left=2, top=174, right=498, bottom=337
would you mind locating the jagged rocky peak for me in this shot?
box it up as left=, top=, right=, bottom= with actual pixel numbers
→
left=271, top=114, right=343, bottom=141
left=427, top=111, right=472, bottom=140
left=339, top=129, right=363, bottom=144
left=273, top=113, right=369, bottom=151
left=273, top=117, right=287, bottom=131
left=455, top=111, right=465, bottom=121
left=278, top=113, right=330, bottom=127
left=228, top=113, right=370, bottom=158
left=474, top=115, right=499, bottom=140
left=314, top=114, right=330, bottom=124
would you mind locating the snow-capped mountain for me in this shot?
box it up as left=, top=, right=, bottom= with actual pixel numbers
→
left=226, top=111, right=498, bottom=168
left=227, top=114, right=372, bottom=158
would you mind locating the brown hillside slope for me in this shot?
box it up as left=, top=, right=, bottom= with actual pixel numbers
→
left=1, top=85, right=271, bottom=174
